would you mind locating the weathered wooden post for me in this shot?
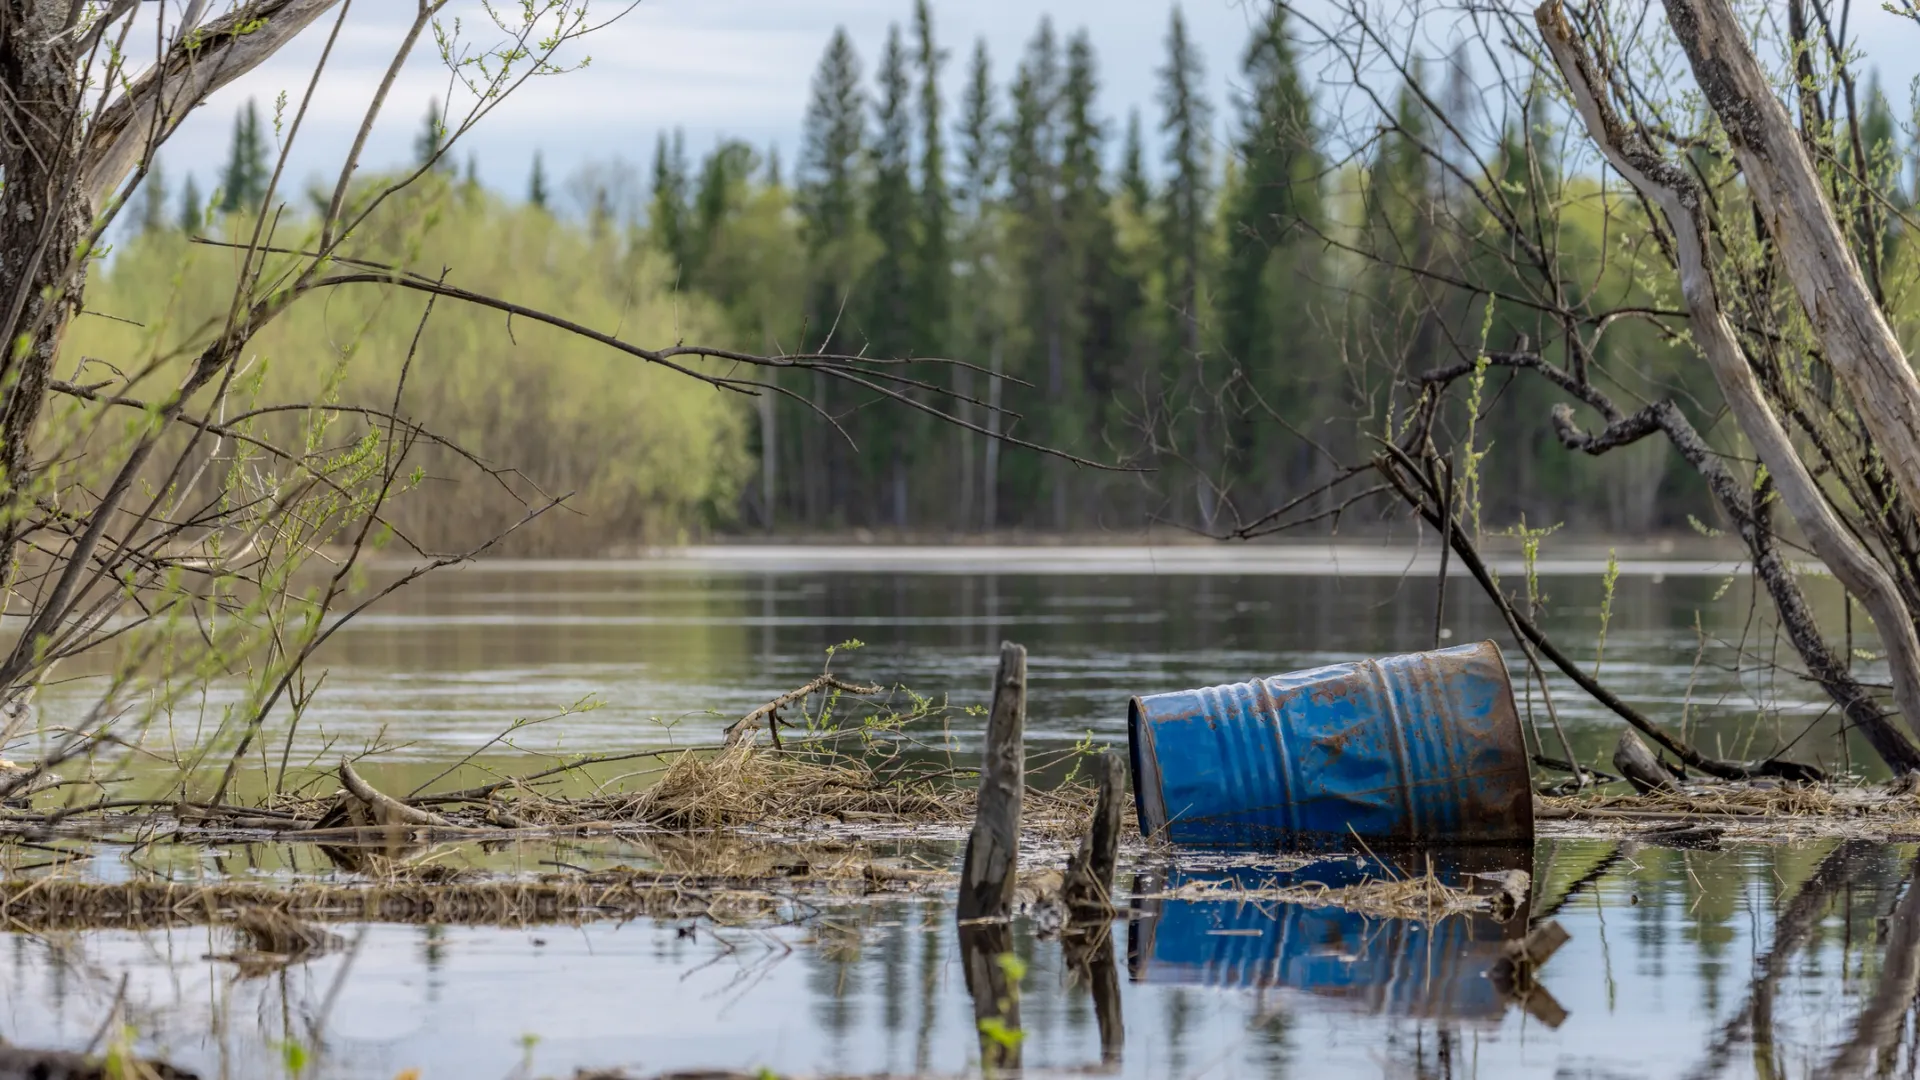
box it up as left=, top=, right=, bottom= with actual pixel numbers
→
left=958, top=642, right=1026, bottom=1073
left=959, top=641, right=1025, bottom=923
left=1061, top=750, right=1125, bottom=919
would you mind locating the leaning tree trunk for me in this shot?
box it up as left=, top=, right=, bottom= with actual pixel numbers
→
left=0, top=3, right=89, bottom=572
left=1660, top=0, right=1920, bottom=522
left=1538, top=0, right=1920, bottom=771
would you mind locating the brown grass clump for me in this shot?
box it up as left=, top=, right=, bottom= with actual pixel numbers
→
left=587, top=744, right=964, bottom=828
left=1535, top=780, right=1920, bottom=841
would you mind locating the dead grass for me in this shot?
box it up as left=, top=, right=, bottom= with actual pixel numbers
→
left=584, top=744, right=963, bottom=828
left=1536, top=781, right=1920, bottom=841
left=1136, top=866, right=1530, bottom=922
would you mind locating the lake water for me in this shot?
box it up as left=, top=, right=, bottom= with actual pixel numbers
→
left=27, top=542, right=1868, bottom=780
left=3, top=545, right=1903, bottom=1078
left=5, top=837, right=1916, bottom=1078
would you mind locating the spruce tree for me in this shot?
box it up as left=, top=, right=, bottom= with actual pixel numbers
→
left=911, top=0, right=952, bottom=368
left=1157, top=6, right=1216, bottom=526
left=1120, top=109, right=1152, bottom=214
left=1218, top=4, right=1323, bottom=496
left=866, top=25, right=917, bottom=526
left=957, top=41, right=1000, bottom=216
left=1059, top=30, right=1135, bottom=495
left=414, top=98, right=450, bottom=170
left=218, top=100, right=270, bottom=213
left=650, top=130, right=691, bottom=272
left=136, top=157, right=170, bottom=235
left=955, top=38, right=1002, bottom=530
left=178, top=174, right=203, bottom=234
left=797, top=28, right=868, bottom=523
left=1005, top=19, right=1064, bottom=527
left=799, top=28, right=867, bottom=350
left=528, top=152, right=550, bottom=209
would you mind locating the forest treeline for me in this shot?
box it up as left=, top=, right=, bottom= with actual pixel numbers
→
left=84, top=2, right=1920, bottom=547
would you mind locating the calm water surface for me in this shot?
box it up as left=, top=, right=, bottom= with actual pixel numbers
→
left=5, top=837, right=1919, bottom=1078
left=26, top=545, right=1871, bottom=778
left=5, top=547, right=1902, bottom=1078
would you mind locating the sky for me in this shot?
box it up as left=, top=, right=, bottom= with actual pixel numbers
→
left=152, top=0, right=1275, bottom=212
left=141, top=0, right=1920, bottom=216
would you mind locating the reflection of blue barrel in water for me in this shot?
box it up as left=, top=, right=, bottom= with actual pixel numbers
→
left=1128, top=854, right=1526, bottom=1019
left=1128, top=641, right=1532, bottom=847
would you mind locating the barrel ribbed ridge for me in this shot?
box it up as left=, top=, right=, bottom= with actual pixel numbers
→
left=1129, top=641, right=1531, bottom=845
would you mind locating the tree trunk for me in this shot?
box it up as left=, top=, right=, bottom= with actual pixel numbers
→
left=0, top=2, right=88, bottom=578
left=1661, top=0, right=1920, bottom=522
left=1539, top=1, right=1920, bottom=771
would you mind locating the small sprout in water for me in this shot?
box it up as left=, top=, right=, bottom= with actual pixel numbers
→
left=978, top=1015, right=1025, bottom=1051
left=278, top=1038, right=309, bottom=1074
left=995, top=952, right=1028, bottom=983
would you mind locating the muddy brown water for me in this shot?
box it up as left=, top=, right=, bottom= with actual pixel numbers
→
left=2, top=548, right=1904, bottom=1077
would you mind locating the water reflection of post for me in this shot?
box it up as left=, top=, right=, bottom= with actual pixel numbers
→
left=1064, top=922, right=1124, bottom=1068
left=960, top=921, right=1021, bottom=1072
left=1062, top=752, right=1128, bottom=1069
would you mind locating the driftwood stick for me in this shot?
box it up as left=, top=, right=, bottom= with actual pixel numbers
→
left=1061, top=751, right=1125, bottom=919
left=338, top=760, right=452, bottom=827
left=722, top=675, right=885, bottom=746
left=959, top=642, right=1026, bottom=923
left=1612, top=730, right=1678, bottom=794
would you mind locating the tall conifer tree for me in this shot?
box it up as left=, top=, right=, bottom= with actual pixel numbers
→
left=955, top=39, right=1002, bottom=530
left=650, top=130, right=691, bottom=272
left=527, top=152, right=550, bottom=208
left=866, top=26, right=917, bottom=526
left=798, top=28, right=868, bottom=523
left=1157, top=7, right=1215, bottom=525
left=136, top=157, right=170, bottom=235
left=218, top=100, right=269, bottom=213
left=1004, top=20, right=1063, bottom=526
left=911, top=1, right=951, bottom=360
left=178, top=174, right=203, bottom=234
left=1219, top=5, right=1323, bottom=497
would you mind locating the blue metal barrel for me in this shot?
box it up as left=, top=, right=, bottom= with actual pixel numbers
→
left=1128, top=640, right=1532, bottom=846
left=1127, top=850, right=1528, bottom=1019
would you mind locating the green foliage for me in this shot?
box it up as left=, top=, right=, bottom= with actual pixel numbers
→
left=73, top=183, right=749, bottom=554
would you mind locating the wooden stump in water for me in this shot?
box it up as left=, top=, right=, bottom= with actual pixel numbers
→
left=1061, top=750, right=1125, bottom=919
left=959, top=641, right=1026, bottom=924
